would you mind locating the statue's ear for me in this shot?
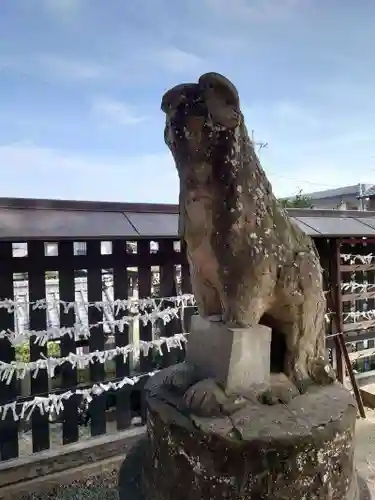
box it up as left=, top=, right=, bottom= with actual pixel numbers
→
left=198, top=72, right=241, bottom=128
left=161, top=83, right=199, bottom=115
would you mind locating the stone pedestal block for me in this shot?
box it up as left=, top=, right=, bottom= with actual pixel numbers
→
left=142, top=383, right=362, bottom=500
left=187, top=315, right=272, bottom=394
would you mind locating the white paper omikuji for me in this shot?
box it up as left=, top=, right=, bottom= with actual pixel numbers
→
left=341, top=252, right=375, bottom=264
left=0, top=294, right=194, bottom=422
left=0, top=332, right=188, bottom=383
left=0, top=306, right=182, bottom=346
left=343, top=310, right=375, bottom=322
left=0, top=371, right=157, bottom=422
left=341, top=281, right=375, bottom=293
left=0, top=294, right=196, bottom=313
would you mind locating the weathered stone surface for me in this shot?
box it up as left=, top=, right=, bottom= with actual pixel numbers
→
left=118, top=438, right=371, bottom=500
left=161, top=72, right=330, bottom=385
left=119, top=436, right=148, bottom=500
left=187, top=315, right=272, bottom=394
left=358, top=476, right=372, bottom=500
left=258, top=372, right=300, bottom=405
left=144, top=71, right=371, bottom=500
left=142, top=383, right=360, bottom=500
left=145, top=364, right=229, bottom=418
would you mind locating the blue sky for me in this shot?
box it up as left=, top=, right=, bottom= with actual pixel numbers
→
left=1, top=0, right=375, bottom=202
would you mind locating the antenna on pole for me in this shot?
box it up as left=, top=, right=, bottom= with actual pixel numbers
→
left=251, top=129, right=268, bottom=154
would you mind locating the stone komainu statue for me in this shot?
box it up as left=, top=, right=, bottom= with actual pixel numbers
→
left=162, top=72, right=328, bottom=386
left=125, top=74, right=360, bottom=500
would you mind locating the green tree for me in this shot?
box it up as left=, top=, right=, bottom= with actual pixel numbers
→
left=15, top=341, right=61, bottom=362
left=279, top=190, right=313, bottom=208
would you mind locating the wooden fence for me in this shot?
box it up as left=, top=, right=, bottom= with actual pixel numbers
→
left=0, top=238, right=192, bottom=462
left=339, top=237, right=375, bottom=372
left=0, top=233, right=374, bottom=464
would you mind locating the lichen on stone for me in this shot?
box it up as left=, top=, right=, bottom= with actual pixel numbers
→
left=162, top=71, right=330, bottom=386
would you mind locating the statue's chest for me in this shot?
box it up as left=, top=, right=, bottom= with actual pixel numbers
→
left=186, top=198, right=210, bottom=225
left=187, top=239, right=220, bottom=287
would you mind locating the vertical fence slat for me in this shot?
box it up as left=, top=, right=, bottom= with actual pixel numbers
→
left=137, top=240, right=153, bottom=422
left=365, top=243, right=375, bottom=367
left=316, top=238, right=335, bottom=369
left=0, top=242, right=19, bottom=460
left=180, top=242, right=195, bottom=333
left=159, top=240, right=184, bottom=368
left=28, top=241, right=50, bottom=453
left=59, top=241, right=79, bottom=444
left=138, top=240, right=153, bottom=374
left=365, top=243, right=375, bottom=370
left=138, top=240, right=152, bottom=372
left=86, top=241, right=106, bottom=437
left=181, top=242, right=192, bottom=294
left=113, top=240, right=132, bottom=430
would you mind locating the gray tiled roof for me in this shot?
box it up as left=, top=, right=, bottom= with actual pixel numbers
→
left=1, top=198, right=375, bottom=238
left=283, top=183, right=374, bottom=201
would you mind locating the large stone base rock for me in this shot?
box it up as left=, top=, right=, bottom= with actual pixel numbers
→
left=142, top=377, right=363, bottom=500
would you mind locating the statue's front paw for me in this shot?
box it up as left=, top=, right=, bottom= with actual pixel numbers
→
left=183, top=378, right=227, bottom=417
left=146, top=362, right=200, bottom=398
left=163, top=362, right=200, bottom=393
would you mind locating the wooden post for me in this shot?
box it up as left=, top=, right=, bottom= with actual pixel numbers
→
left=338, top=332, right=366, bottom=418
left=113, top=240, right=132, bottom=431
left=0, top=242, right=19, bottom=460
left=87, top=240, right=107, bottom=437
left=318, top=237, right=344, bottom=382
left=28, top=241, right=51, bottom=453
left=59, top=241, right=79, bottom=445
left=331, top=238, right=345, bottom=383
left=332, top=238, right=366, bottom=419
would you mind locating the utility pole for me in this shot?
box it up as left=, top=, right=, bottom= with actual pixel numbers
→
left=251, top=129, right=268, bottom=154
left=359, top=183, right=364, bottom=211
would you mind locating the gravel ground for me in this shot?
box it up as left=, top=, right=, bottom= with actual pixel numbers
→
left=355, top=408, right=375, bottom=496
left=17, top=410, right=375, bottom=500
left=18, top=469, right=120, bottom=500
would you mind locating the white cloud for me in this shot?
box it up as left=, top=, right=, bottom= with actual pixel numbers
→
left=91, top=98, right=146, bottom=126
left=0, top=139, right=370, bottom=203
left=271, top=101, right=321, bottom=128
left=3, top=53, right=135, bottom=84
left=241, top=98, right=375, bottom=198
left=0, top=54, right=112, bottom=83
left=0, top=141, right=100, bottom=172
left=243, top=100, right=320, bottom=130
left=205, top=0, right=306, bottom=21
left=242, top=100, right=323, bottom=151
left=267, top=167, right=353, bottom=198
left=0, top=141, right=168, bottom=172
left=0, top=142, right=178, bottom=203
left=153, top=47, right=204, bottom=74
left=43, top=0, right=85, bottom=19
left=38, top=55, right=110, bottom=81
